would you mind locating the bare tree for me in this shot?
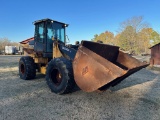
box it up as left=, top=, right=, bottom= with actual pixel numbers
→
left=0, top=38, right=11, bottom=51
left=119, top=16, right=149, bottom=33
left=0, top=37, right=19, bottom=51
left=117, top=16, right=150, bottom=54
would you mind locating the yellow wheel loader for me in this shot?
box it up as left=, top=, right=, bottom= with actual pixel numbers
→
left=19, top=18, right=148, bottom=94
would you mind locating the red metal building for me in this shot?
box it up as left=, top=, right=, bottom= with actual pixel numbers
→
left=150, top=43, right=160, bottom=66
left=20, top=37, right=34, bottom=44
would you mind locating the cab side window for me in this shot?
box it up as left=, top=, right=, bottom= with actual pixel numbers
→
left=35, top=23, right=44, bottom=43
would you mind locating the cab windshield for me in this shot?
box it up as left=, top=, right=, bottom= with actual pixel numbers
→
left=47, top=21, right=65, bottom=43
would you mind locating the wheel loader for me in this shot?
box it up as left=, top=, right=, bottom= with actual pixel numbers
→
left=19, top=18, right=148, bottom=94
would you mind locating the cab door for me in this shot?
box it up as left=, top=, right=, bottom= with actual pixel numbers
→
left=34, top=22, right=45, bottom=52
left=46, top=23, right=53, bottom=53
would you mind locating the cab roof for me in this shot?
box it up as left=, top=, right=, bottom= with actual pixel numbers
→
left=33, top=18, right=68, bottom=26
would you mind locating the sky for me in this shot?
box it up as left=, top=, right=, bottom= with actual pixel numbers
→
left=0, top=0, right=160, bottom=44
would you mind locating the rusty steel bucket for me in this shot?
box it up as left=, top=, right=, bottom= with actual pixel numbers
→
left=73, top=41, right=149, bottom=92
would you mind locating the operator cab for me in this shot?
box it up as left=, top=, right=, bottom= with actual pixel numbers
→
left=33, top=18, right=68, bottom=57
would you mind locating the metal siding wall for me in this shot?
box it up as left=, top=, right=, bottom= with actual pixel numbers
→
left=152, top=44, right=160, bottom=65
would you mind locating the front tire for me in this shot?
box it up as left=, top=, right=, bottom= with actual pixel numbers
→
left=19, top=56, right=36, bottom=80
left=46, top=58, right=75, bottom=94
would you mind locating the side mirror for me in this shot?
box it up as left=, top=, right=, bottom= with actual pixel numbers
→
left=65, top=35, right=70, bottom=43
left=75, top=41, right=79, bottom=45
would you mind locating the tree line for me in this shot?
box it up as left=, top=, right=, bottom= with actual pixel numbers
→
left=0, top=38, right=19, bottom=52
left=1, top=16, right=160, bottom=55
left=92, top=16, right=160, bottom=55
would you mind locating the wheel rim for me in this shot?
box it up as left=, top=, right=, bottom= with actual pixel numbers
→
left=50, top=69, right=62, bottom=86
left=20, top=63, right=25, bottom=74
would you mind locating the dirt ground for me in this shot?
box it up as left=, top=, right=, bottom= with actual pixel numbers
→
left=0, top=55, right=160, bottom=120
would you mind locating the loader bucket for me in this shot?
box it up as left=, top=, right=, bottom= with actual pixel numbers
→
left=73, top=41, right=149, bottom=92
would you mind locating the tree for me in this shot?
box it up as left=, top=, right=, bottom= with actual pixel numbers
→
left=91, top=16, right=159, bottom=55
left=0, top=38, right=11, bottom=51
left=91, top=34, right=98, bottom=41
left=137, top=28, right=153, bottom=53
left=92, top=31, right=114, bottom=44
left=150, top=30, right=160, bottom=45
left=119, top=16, right=149, bottom=33
left=104, top=31, right=114, bottom=45
left=118, top=26, right=137, bottom=53
left=117, top=16, right=150, bottom=54
left=0, top=37, right=19, bottom=52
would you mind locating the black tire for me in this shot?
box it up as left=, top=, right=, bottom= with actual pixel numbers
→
left=46, top=57, right=75, bottom=94
left=19, top=56, right=36, bottom=80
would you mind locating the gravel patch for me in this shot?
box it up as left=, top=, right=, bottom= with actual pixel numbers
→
left=0, top=55, right=160, bottom=120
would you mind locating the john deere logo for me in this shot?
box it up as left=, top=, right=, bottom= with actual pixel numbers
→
left=62, top=46, right=69, bottom=52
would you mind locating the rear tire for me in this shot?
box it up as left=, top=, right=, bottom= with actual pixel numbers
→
left=46, top=57, right=75, bottom=94
left=19, top=56, right=36, bottom=80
